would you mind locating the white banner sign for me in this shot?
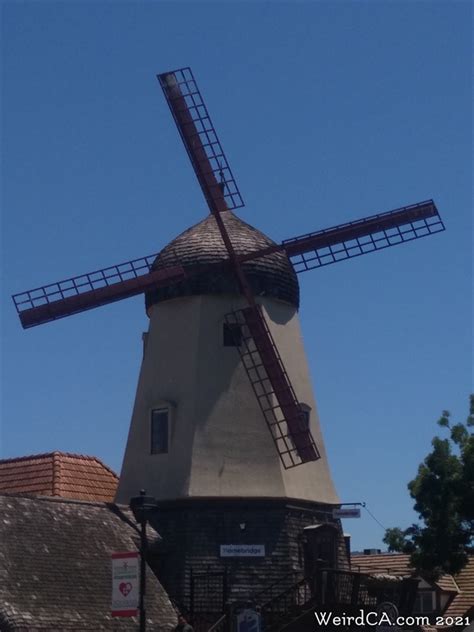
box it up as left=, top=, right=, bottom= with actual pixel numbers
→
left=111, top=551, right=139, bottom=617
left=332, top=508, right=361, bottom=519
left=220, top=544, right=265, bottom=557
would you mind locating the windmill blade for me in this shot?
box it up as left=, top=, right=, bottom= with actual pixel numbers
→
left=158, top=67, right=317, bottom=466
left=226, top=306, right=320, bottom=469
left=283, top=199, right=444, bottom=273
left=157, top=67, right=244, bottom=214
left=237, top=199, right=444, bottom=271
left=156, top=65, right=321, bottom=468
left=12, top=254, right=186, bottom=329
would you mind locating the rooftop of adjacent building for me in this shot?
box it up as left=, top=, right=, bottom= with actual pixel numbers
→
left=0, top=451, right=119, bottom=502
left=0, top=493, right=176, bottom=631
left=351, top=550, right=474, bottom=622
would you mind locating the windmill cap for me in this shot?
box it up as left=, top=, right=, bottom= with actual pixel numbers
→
left=145, top=210, right=299, bottom=310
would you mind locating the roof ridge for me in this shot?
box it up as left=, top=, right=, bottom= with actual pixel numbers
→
left=86, top=456, right=119, bottom=480
left=0, top=451, right=60, bottom=464
left=451, top=575, right=461, bottom=592
left=352, top=552, right=410, bottom=556
left=0, top=451, right=118, bottom=476
left=51, top=452, right=119, bottom=479
left=52, top=453, right=61, bottom=496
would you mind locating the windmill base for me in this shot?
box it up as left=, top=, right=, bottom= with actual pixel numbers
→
left=148, top=497, right=350, bottom=626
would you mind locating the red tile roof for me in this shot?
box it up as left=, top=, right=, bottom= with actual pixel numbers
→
left=443, top=556, right=474, bottom=618
left=435, top=575, right=460, bottom=593
left=352, top=552, right=413, bottom=576
left=352, top=552, right=474, bottom=622
left=0, top=452, right=118, bottom=502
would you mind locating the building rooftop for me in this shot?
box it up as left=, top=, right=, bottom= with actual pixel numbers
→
left=443, top=556, right=474, bottom=619
left=0, top=452, right=118, bottom=502
left=0, top=494, right=176, bottom=631
left=352, top=551, right=474, bottom=624
left=352, top=552, right=414, bottom=576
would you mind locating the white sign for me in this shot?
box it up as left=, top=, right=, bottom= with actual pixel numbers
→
left=220, top=544, right=265, bottom=557
left=236, top=608, right=261, bottom=632
left=333, top=508, right=361, bottom=519
left=111, top=551, right=139, bottom=617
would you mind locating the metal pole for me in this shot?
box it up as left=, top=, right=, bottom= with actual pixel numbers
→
left=139, top=514, right=147, bottom=632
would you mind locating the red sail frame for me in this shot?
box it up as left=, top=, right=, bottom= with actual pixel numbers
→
left=159, top=67, right=319, bottom=465
left=158, top=68, right=244, bottom=214
left=12, top=200, right=444, bottom=329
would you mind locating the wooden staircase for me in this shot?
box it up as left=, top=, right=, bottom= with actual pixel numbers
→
left=205, top=568, right=419, bottom=632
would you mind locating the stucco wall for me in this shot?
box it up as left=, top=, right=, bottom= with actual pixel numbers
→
left=116, top=294, right=338, bottom=505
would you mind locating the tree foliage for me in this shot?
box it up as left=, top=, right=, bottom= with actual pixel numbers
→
left=384, top=394, right=474, bottom=577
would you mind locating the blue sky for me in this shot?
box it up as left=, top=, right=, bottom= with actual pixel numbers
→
left=1, top=1, right=472, bottom=551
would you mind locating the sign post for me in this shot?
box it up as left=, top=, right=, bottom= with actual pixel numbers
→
left=111, top=551, right=139, bottom=617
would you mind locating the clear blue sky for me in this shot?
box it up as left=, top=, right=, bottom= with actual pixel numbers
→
left=1, top=1, right=472, bottom=551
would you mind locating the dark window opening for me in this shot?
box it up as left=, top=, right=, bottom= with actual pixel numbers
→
left=301, top=407, right=310, bottom=428
left=151, top=408, right=168, bottom=454
left=414, top=591, right=435, bottom=614
left=303, top=526, right=338, bottom=576
left=223, top=323, right=242, bottom=347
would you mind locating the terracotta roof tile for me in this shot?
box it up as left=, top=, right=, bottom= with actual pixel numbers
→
left=444, top=557, right=474, bottom=619
left=0, top=452, right=118, bottom=502
left=352, top=553, right=413, bottom=576
left=435, top=575, right=460, bottom=593
left=352, top=553, right=474, bottom=622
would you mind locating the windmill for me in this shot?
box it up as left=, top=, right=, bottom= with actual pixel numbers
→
left=13, top=67, right=445, bottom=617
left=12, top=66, right=444, bottom=472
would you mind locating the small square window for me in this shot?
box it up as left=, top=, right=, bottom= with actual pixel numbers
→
left=151, top=408, right=168, bottom=454
left=223, top=323, right=242, bottom=347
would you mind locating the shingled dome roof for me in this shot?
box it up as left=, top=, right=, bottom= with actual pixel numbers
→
left=145, top=211, right=299, bottom=310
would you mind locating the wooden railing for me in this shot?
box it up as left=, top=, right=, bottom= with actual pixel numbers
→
left=204, top=568, right=419, bottom=631
left=206, top=613, right=227, bottom=632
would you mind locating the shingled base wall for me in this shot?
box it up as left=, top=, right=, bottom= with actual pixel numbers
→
left=149, top=498, right=349, bottom=616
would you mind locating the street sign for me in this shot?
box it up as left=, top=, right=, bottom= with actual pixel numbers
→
left=220, top=544, right=265, bottom=557
left=236, top=608, right=261, bottom=632
left=111, top=551, right=139, bottom=617
left=332, top=507, right=361, bottom=519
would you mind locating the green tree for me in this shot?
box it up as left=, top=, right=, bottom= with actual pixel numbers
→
left=384, top=395, right=474, bottom=578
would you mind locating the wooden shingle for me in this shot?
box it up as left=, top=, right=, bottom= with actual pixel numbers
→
left=146, top=210, right=300, bottom=309
left=0, top=494, right=177, bottom=631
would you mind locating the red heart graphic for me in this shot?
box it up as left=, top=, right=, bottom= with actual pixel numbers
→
left=119, top=581, right=132, bottom=597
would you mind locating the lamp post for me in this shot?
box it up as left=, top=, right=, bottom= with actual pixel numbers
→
left=130, top=489, right=158, bottom=632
